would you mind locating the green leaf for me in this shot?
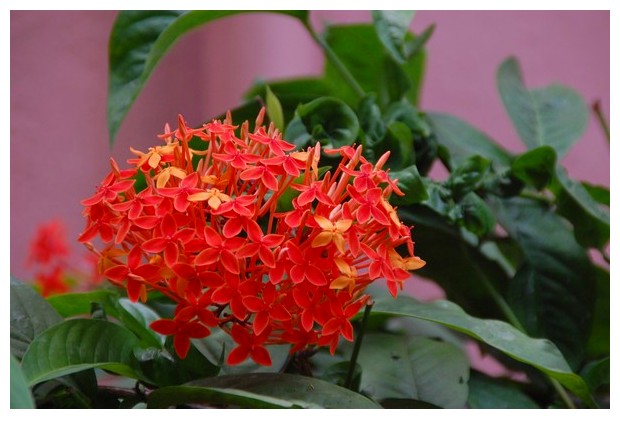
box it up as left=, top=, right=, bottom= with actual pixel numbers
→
left=148, top=385, right=302, bottom=409
left=511, top=146, right=557, bottom=189
left=11, top=354, right=35, bottom=408
left=586, top=267, right=610, bottom=358
left=283, top=96, right=359, bottom=149
left=459, top=192, right=495, bottom=237
left=354, top=334, right=469, bottom=408
left=357, top=95, right=387, bottom=149
left=46, top=289, right=119, bottom=318
left=581, top=357, right=610, bottom=391
left=371, top=11, right=415, bottom=64
left=21, top=319, right=142, bottom=385
left=552, top=166, right=610, bottom=249
left=427, top=112, right=512, bottom=168
left=118, top=298, right=165, bottom=348
left=389, top=164, right=428, bottom=205
left=399, top=207, right=510, bottom=320
left=370, top=294, right=594, bottom=406
left=108, top=10, right=308, bottom=145
left=323, top=24, right=427, bottom=107
left=10, top=278, right=62, bottom=359
left=318, top=361, right=362, bottom=391
left=448, top=155, right=491, bottom=199
left=497, top=57, right=588, bottom=158
left=265, top=86, right=284, bottom=131
left=467, top=372, right=539, bottom=409
left=581, top=182, right=610, bottom=206
left=490, top=197, right=596, bottom=369
left=183, top=373, right=381, bottom=408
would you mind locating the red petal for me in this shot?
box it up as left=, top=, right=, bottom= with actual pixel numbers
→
left=250, top=346, right=272, bottom=366
left=174, top=334, right=191, bottom=359
left=142, top=238, right=167, bottom=253
left=227, top=346, right=250, bottom=365
left=306, top=266, right=327, bottom=286
left=252, top=311, right=270, bottom=336
left=220, top=250, right=240, bottom=274
left=223, top=217, right=243, bottom=238
left=150, top=319, right=177, bottom=335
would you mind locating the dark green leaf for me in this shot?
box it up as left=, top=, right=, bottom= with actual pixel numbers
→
left=371, top=11, right=415, bottom=64
left=46, top=289, right=119, bottom=318
left=108, top=10, right=308, bottom=145
left=370, top=294, right=594, bottom=406
left=10, top=278, right=62, bottom=359
left=148, top=385, right=302, bottom=409
left=427, top=112, right=512, bottom=168
left=552, top=166, right=610, bottom=249
left=497, top=57, right=588, bottom=157
left=581, top=182, right=610, bottom=206
left=357, top=95, right=387, bottom=148
left=490, top=197, right=596, bottom=369
left=399, top=207, right=509, bottom=320
left=318, top=361, right=362, bottom=391
left=323, top=24, right=426, bottom=107
left=389, top=164, right=428, bottom=205
left=265, top=86, right=284, bottom=131
left=511, top=146, right=557, bottom=189
left=21, top=319, right=142, bottom=385
left=380, top=398, right=441, bottom=408
left=353, top=333, right=469, bottom=408
left=404, top=23, right=435, bottom=59
left=581, top=357, right=609, bottom=391
left=118, top=298, right=165, bottom=348
left=586, top=267, right=610, bottom=358
left=11, top=354, right=35, bottom=408
left=184, top=373, right=381, bottom=408
left=467, top=372, right=539, bottom=409
left=283, top=97, right=359, bottom=149
left=448, top=155, right=491, bottom=198
left=459, top=192, right=495, bottom=237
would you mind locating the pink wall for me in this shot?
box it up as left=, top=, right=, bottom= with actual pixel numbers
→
left=10, top=11, right=610, bottom=282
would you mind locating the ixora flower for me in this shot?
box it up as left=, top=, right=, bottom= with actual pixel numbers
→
left=79, top=109, right=425, bottom=364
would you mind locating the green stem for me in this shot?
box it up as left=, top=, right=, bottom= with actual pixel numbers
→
left=592, top=100, right=610, bottom=143
left=473, top=262, right=576, bottom=409
left=303, top=21, right=366, bottom=100
left=345, top=301, right=373, bottom=390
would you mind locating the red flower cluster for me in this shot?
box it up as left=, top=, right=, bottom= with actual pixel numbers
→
left=79, top=110, right=425, bottom=365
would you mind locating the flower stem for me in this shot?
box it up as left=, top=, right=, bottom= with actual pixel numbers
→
left=345, top=301, right=373, bottom=390
left=303, top=21, right=366, bottom=100
left=592, top=100, right=610, bottom=143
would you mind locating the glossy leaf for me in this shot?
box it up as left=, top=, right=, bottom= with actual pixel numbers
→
left=372, top=10, right=416, bottom=64
left=448, top=155, right=491, bottom=199
left=284, top=97, right=359, bottom=149
left=490, top=197, right=596, bottom=369
left=511, top=146, right=557, bottom=189
left=118, top=298, right=165, bottom=347
left=582, top=182, right=610, bottom=206
left=10, top=278, right=62, bottom=359
left=21, top=319, right=142, bottom=385
left=10, top=354, right=34, bottom=408
left=389, top=164, right=428, bottom=205
left=323, top=24, right=426, bottom=107
left=581, top=357, right=610, bottom=392
left=108, top=10, right=308, bottom=145
left=467, top=372, right=539, bottom=409
left=319, top=361, right=362, bottom=391
left=586, top=267, right=610, bottom=358
left=497, top=57, right=588, bottom=158
left=552, top=166, right=610, bottom=249
left=46, top=289, right=119, bottom=318
left=459, top=192, right=495, bottom=237
left=369, top=294, right=595, bottom=407
left=427, top=112, right=512, bottom=168
left=185, top=373, right=381, bottom=408
left=354, top=333, right=469, bottom=408
left=357, top=95, right=387, bottom=150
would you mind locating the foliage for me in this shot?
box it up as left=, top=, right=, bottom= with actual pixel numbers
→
left=10, top=10, right=608, bottom=409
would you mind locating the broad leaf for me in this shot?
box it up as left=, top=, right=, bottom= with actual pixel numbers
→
left=10, top=354, right=34, bottom=408
left=371, top=10, right=416, bottom=64
left=586, top=267, right=610, bottom=358
left=459, top=192, right=495, bottom=237
left=265, top=86, right=284, bottom=131
left=21, top=319, right=142, bottom=385
left=284, top=97, right=359, bottom=149
left=448, top=155, right=491, bottom=199
left=108, top=10, right=308, bottom=145
left=497, top=57, right=588, bottom=158
left=185, top=373, right=381, bottom=408
left=354, top=333, right=469, bottom=408
left=581, top=357, right=610, bottom=392
left=370, top=294, right=594, bottom=406
left=148, top=385, right=302, bottom=409
left=389, top=164, right=428, bottom=205
left=490, top=197, right=596, bottom=369
left=427, top=112, right=512, bottom=168
left=118, top=298, right=165, bottom=347
left=467, top=372, right=539, bottom=409
left=323, top=24, right=427, bottom=107
left=552, top=166, right=610, bottom=249
left=511, top=146, right=557, bottom=189
left=46, top=289, right=119, bottom=318
left=10, top=278, right=62, bottom=359
left=399, top=207, right=510, bottom=320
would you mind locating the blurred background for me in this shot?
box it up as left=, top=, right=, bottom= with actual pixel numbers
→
left=10, top=10, right=610, bottom=284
